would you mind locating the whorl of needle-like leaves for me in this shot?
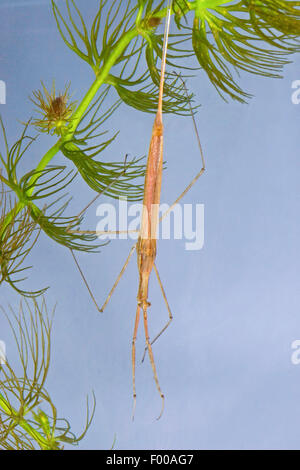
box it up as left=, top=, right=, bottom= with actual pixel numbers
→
left=61, top=86, right=147, bottom=200
left=29, top=82, right=147, bottom=201
left=30, top=82, right=76, bottom=136
left=190, top=0, right=300, bottom=102
left=52, top=0, right=300, bottom=103
left=0, top=182, right=43, bottom=297
left=0, top=118, right=104, bottom=255
left=0, top=298, right=95, bottom=450
left=51, top=0, right=194, bottom=113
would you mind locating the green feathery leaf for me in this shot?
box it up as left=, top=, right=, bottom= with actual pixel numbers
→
left=0, top=181, right=46, bottom=297
left=29, top=199, right=101, bottom=253
left=0, top=298, right=95, bottom=450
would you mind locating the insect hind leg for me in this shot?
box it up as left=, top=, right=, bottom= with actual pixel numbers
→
left=142, top=301, right=165, bottom=420
left=141, top=263, right=173, bottom=363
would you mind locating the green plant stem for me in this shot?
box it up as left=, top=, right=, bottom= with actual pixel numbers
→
left=27, top=140, right=63, bottom=197
left=66, top=29, right=139, bottom=137
left=0, top=2, right=199, bottom=232
left=153, top=0, right=228, bottom=19
left=0, top=392, right=52, bottom=449
left=1, top=30, right=139, bottom=235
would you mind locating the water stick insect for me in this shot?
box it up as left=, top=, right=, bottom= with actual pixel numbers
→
left=70, top=0, right=205, bottom=420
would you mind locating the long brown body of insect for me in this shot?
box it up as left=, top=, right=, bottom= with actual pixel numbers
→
left=132, top=104, right=164, bottom=420
left=68, top=2, right=198, bottom=420
left=132, top=5, right=172, bottom=420
left=68, top=0, right=206, bottom=421
left=137, top=110, right=163, bottom=306
left=132, top=2, right=171, bottom=419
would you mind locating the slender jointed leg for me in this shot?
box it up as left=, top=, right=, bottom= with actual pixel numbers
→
left=160, top=75, right=206, bottom=224
left=132, top=304, right=141, bottom=421
left=67, top=154, right=138, bottom=309
left=70, top=248, right=102, bottom=313
left=68, top=229, right=139, bottom=236
left=141, top=263, right=173, bottom=363
left=71, top=244, right=136, bottom=313
left=67, top=154, right=131, bottom=231
left=142, top=302, right=165, bottom=420
left=100, top=244, right=136, bottom=313
left=67, top=153, right=139, bottom=236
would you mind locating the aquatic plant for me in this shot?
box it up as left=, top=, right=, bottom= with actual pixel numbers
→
left=0, top=297, right=95, bottom=450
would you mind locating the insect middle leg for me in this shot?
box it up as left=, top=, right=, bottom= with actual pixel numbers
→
left=67, top=152, right=140, bottom=310
left=70, top=242, right=136, bottom=313
left=100, top=243, right=136, bottom=313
